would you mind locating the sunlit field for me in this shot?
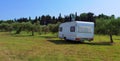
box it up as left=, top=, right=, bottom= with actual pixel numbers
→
left=0, top=32, right=120, bottom=61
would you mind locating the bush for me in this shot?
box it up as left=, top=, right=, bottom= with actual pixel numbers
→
left=0, top=23, right=13, bottom=32
left=95, top=18, right=120, bottom=35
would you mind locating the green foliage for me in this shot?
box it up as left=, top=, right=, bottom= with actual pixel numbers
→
left=95, top=18, right=120, bottom=35
left=12, top=21, right=41, bottom=35
left=95, top=19, right=109, bottom=34
left=0, top=13, right=120, bottom=36
left=47, top=22, right=61, bottom=34
left=79, top=12, right=95, bottom=22
left=0, top=23, right=13, bottom=32
left=107, top=19, right=120, bottom=35
left=80, top=13, right=88, bottom=21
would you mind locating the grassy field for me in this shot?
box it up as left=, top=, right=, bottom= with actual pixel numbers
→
left=0, top=32, right=120, bottom=61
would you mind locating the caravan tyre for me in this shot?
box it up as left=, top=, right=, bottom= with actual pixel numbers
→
left=64, top=37, right=69, bottom=41
left=64, top=37, right=67, bottom=40
left=79, top=40, right=84, bottom=43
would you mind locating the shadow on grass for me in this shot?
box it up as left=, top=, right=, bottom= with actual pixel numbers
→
left=48, top=39, right=81, bottom=44
left=115, top=38, right=120, bottom=40
left=48, top=39, right=112, bottom=46
left=40, top=36, right=57, bottom=39
left=11, top=34, right=33, bottom=37
left=83, top=42, right=112, bottom=46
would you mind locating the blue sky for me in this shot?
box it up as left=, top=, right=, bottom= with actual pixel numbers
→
left=0, top=0, right=120, bottom=20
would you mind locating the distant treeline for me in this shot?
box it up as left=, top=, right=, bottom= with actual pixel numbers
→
left=0, top=12, right=96, bottom=24
left=0, top=12, right=120, bottom=36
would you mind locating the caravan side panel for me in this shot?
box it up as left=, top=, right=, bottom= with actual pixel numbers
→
left=76, top=22, right=94, bottom=41
left=59, top=22, right=77, bottom=41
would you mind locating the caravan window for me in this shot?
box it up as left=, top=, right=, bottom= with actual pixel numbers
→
left=78, top=26, right=92, bottom=33
left=59, top=27, right=62, bottom=32
left=70, top=26, right=75, bottom=32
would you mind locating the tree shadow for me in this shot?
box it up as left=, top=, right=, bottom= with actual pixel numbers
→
left=115, top=38, right=120, bottom=40
left=47, top=39, right=112, bottom=46
left=11, top=34, right=33, bottom=37
left=40, top=36, right=57, bottom=39
left=83, top=42, right=112, bottom=46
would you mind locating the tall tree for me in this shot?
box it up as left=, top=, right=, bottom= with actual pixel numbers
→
left=41, top=15, right=46, bottom=25
left=75, top=12, right=79, bottom=21
left=58, top=13, right=64, bottom=22
left=64, top=15, right=70, bottom=22
left=52, top=16, right=57, bottom=24
left=46, top=15, right=51, bottom=24
left=80, top=13, right=88, bottom=21
left=16, top=18, right=28, bottom=23
left=87, top=12, right=94, bottom=22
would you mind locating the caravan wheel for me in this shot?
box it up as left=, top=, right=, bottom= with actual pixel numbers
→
left=64, top=37, right=67, bottom=40
left=79, top=40, right=84, bottom=43
left=64, top=37, right=70, bottom=41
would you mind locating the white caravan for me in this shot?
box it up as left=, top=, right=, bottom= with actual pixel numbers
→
left=58, top=21, right=94, bottom=42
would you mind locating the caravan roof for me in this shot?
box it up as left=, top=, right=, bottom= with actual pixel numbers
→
left=60, top=21, right=94, bottom=26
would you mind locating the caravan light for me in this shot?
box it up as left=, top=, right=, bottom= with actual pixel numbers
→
left=76, top=38, right=80, bottom=41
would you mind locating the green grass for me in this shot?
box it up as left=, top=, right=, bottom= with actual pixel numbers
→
left=0, top=32, right=120, bottom=61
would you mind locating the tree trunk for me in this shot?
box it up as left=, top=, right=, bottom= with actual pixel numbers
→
left=32, top=30, right=34, bottom=36
left=16, top=27, right=22, bottom=34
left=110, top=32, right=113, bottom=43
